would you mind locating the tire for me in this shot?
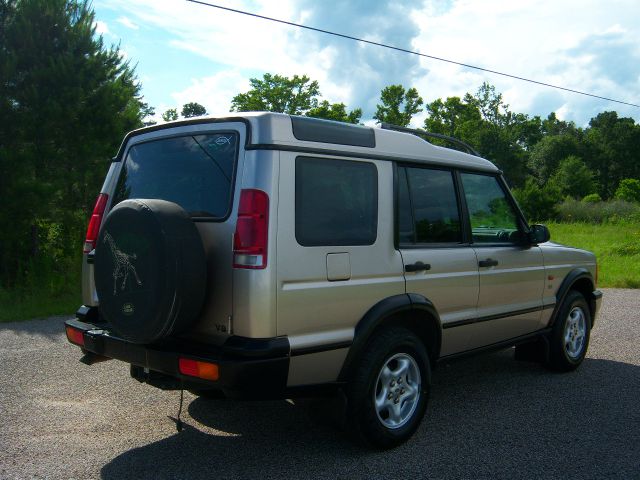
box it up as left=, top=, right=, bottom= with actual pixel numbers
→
left=346, top=327, right=430, bottom=449
left=547, top=290, right=591, bottom=372
left=94, top=199, right=207, bottom=344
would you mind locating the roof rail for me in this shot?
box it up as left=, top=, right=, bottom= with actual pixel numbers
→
left=380, top=123, right=479, bottom=156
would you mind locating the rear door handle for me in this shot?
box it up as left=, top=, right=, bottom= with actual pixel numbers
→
left=478, top=258, right=499, bottom=268
left=405, top=262, right=431, bottom=273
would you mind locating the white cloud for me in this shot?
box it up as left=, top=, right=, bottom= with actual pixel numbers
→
left=94, top=20, right=109, bottom=35
left=411, top=0, right=640, bottom=125
left=95, top=0, right=640, bottom=125
left=169, top=70, right=250, bottom=114
left=117, top=16, right=139, bottom=30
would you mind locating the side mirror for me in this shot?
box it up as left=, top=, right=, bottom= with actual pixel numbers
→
left=529, top=224, right=550, bottom=244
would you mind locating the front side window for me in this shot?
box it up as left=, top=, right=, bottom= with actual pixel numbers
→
left=460, top=173, right=522, bottom=243
left=398, top=166, right=462, bottom=244
left=113, top=132, right=238, bottom=218
left=296, top=157, right=378, bottom=246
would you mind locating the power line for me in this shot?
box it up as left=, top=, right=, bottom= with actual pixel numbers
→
left=186, top=0, right=640, bottom=109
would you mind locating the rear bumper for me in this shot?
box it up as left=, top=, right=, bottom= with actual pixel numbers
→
left=64, top=317, right=290, bottom=399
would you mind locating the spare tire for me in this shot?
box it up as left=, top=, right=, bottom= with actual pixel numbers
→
left=94, top=199, right=207, bottom=344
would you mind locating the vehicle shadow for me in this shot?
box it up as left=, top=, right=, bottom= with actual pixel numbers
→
left=0, top=316, right=70, bottom=342
left=101, top=351, right=640, bottom=479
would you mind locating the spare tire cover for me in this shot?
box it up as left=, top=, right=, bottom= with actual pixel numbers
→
left=94, top=199, right=207, bottom=344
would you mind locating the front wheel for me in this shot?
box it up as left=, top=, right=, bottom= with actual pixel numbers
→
left=346, top=327, right=430, bottom=449
left=547, top=290, right=591, bottom=372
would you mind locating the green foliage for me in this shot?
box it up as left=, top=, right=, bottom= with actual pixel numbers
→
left=547, top=221, right=640, bottom=289
left=556, top=198, right=640, bottom=224
left=306, top=100, right=362, bottom=124
left=614, top=178, right=640, bottom=203
left=0, top=255, right=80, bottom=321
left=231, top=73, right=320, bottom=115
left=0, top=0, right=148, bottom=287
left=511, top=179, right=562, bottom=222
left=161, top=102, right=208, bottom=121
left=549, top=155, right=595, bottom=199
left=424, top=96, right=481, bottom=139
left=424, top=83, right=535, bottom=187
left=582, top=193, right=602, bottom=203
left=181, top=102, right=207, bottom=118
left=585, top=111, right=640, bottom=198
left=528, top=134, right=582, bottom=182
left=373, top=85, right=423, bottom=127
left=162, top=108, right=179, bottom=122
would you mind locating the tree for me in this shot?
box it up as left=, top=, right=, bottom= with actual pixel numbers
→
left=584, top=111, right=640, bottom=198
left=231, top=73, right=320, bottom=115
left=615, top=178, right=640, bottom=203
left=549, top=156, right=595, bottom=199
left=181, top=102, right=207, bottom=118
left=162, top=108, right=179, bottom=122
left=0, top=0, right=148, bottom=283
left=528, top=134, right=583, bottom=184
left=512, top=179, right=561, bottom=222
left=424, top=96, right=481, bottom=139
left=373, top=85, right=423, bottom=127
left=306, top=100, right=362, bottom=124
left=541, top=112, right=578, bottom=137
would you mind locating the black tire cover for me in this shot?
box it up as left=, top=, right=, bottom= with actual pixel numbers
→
left=94, top=199, right=207, bottom=344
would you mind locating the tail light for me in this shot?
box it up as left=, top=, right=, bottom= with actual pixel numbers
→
left=65, top=325, right=85, bottom=347
left=595, top=262, right=599, bottom=287
left=178, top=358, right=219, bottom=381
left=83, top=193, right=109, bottom=253
left=233, top=189, right=269, bottom=269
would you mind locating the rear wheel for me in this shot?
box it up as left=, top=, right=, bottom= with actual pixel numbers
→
left=346, top=328, right=430, bottom=449
left=547, top=290, right=591, bottom=371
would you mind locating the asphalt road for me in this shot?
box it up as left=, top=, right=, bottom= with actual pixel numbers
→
left=1, top=288, right=638, bottom=479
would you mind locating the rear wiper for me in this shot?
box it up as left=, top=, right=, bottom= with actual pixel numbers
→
left=191, top=136, right=230, bottom=183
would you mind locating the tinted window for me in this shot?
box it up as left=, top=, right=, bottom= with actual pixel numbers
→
left=291, top=116, right=375, bottom=147
left=399, top=167, right=462, bottom=244
left=113, top=133, right=238, bottom=218
left=296, top=157, right=377, bottom=246
left=460, top=173, right=521, bottom=243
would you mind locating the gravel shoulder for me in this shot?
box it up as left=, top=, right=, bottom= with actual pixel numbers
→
left=0, top=288, right=638, bottom=479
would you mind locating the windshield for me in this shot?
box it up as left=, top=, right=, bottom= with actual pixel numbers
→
left=112, top=132, right=238, bottom=218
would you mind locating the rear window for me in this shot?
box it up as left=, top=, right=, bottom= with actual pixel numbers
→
left=113, top=132, right=238, bottom=218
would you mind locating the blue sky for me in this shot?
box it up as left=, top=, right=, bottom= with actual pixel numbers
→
left=93, top=0, right=640, bottom=126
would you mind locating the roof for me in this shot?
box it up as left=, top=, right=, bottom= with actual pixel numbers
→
left=117, top=112, right=499, bottom=173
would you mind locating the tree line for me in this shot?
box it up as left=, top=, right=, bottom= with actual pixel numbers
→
left=163, top=76, right=640, bottom=212
left=1, top=0, right=639, bottom=287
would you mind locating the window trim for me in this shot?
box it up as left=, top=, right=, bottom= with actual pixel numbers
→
left=294, top=156, right=379, bottom=247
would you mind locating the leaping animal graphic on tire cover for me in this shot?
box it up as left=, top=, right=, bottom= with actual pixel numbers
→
left=103, top=232, right=142, bottom=295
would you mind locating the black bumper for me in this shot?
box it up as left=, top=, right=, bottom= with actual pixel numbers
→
left=65, top=317, right=290, bottom=399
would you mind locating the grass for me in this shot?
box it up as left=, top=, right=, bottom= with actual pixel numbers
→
left=0, top=258, right=81, bottom=322
left=546, top=221, right=640, bottom=288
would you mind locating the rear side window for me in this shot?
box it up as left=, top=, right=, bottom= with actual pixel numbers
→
left=113, top=132, right=238, bottom=218
left=296, top=157, right=378, bottom=246
left=398, top=166, right=462, bottom=244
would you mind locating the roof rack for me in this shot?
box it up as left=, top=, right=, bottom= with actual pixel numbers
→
left=380, top=123, right=479, bottom=156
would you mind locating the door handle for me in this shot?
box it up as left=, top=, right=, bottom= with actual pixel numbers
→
left=478, top=258, right=499, bottom=268
left=405, top=262, right=431, bottom=273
